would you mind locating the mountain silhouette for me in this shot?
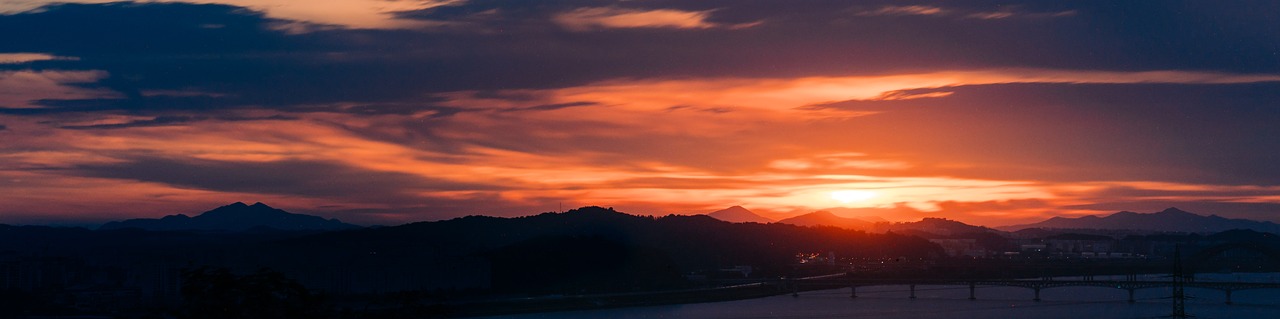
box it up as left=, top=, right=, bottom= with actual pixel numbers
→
left=270, top=206, right=942, bottom=294
left=776, top=211, right=873, bottom=230
left=997, top=207, right=1280, bottom=233
left=705, top=205, right=774, bottom=223
left=874, top=217, right=1002, bottom=236
left=99, top=202, right=359, bottom=232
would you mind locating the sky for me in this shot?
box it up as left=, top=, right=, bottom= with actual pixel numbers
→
left=2, top=0, right=1279, bottom=227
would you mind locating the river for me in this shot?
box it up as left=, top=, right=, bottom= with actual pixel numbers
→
left=480, top=273, right=1280, bottom=318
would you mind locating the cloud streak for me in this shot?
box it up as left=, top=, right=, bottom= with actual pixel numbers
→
left=855, top=5, right=946, bottom=17
left=0, top=52, right=76, bottom=64
left=0, top=70, right=118, bottom=108
left=2, top=0, right=465, bottom=30
left=57, top=114, right=296, bottom=130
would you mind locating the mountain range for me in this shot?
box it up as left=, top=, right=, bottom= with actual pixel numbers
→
left=702, top=206, right=1005, bottom=237
left=998, top=207, right=1280, bottom=234
left=874, top=217, right=1001, bottom=236
left=98, top=202, right=359, bottom=232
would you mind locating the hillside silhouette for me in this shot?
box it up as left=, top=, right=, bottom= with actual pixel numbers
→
left=99, top=202, right=359, bottom=232
left=274, top=206, right=944, bottom=294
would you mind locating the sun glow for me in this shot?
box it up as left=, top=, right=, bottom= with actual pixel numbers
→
left=831, top=190, right=877, bottom=204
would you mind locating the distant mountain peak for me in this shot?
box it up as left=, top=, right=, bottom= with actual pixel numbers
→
left=706, top=206, right=773, bottom=223
left=99, top=202, right=359, bottom=232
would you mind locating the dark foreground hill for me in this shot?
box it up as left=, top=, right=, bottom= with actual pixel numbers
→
left=99, top=202, right=359, bottom=232
left=275, top=206, right=944, bottom=294
left=4, top=206, right=944, bottom=297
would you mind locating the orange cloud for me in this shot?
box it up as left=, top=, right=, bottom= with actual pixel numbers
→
left=6, top=68, right=1280, bottom=225
left=439, top=68, right=1280, bottom=125
left=3, top=0, right=464, bottom=30
left=553, top=7, right=753, bottom=31
left=856, top=5, right=946, bottom=17
left=0, top=53, right=77, bottom=64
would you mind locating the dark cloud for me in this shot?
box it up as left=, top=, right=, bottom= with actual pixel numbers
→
left=3, top=1, right=1277, bottom=116
left=0, top=2, right=292, bottom=54
left=0, top=124, right=6, bottom=131
left=333, top=103, right=462, bottom=117
left=57, top=114, right=296, bottom=130
left=508, top=101, right=597, bottom=112
left=73, top=157, right=503, bottom=203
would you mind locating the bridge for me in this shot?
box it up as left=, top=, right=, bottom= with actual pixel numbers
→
left=770, top=275, right=1280, bottom=305
left=762, top=240, right=1280, bottom=307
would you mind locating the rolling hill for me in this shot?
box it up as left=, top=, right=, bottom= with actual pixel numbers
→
left=99, top=202, right=359, bottom=232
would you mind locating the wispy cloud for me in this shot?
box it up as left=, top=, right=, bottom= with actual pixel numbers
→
left=967, top=10, right=1077, bottom=20
left=2, top=0, right=465, bottom=30
left=0, top=70, right=118, bottom=108
left=0, top=52, right=77, bottom=64
left=966, top=11, right=1013, bottom=20
left=855, top=5, right=1076, bottom=20
left=553, top=7, right=755, bottom=31
left=769, top=153, right=912, bottom=171
left=440, top=69, right=1280, bottom=121
left=58, top=114, right=296, bottom=130
left=855, top=5, right=946, bottom=17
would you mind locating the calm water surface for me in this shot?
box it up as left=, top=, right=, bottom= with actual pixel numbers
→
left=482, top=273, right=1280, bottom=319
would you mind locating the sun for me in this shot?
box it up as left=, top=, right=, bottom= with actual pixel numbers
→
left=831, top=190, right=876, bottom=204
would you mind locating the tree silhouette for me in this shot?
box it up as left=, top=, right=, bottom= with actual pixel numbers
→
left=180, top=267, right=333, bottom=319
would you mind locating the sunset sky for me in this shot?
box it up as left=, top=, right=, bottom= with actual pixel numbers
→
left=3, top=1, right=1279, bottom=226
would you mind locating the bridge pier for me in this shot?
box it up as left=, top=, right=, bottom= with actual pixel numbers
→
left=1127, top=289, right=1135, bottom=303
left=1225, top=289, right=1233, bottom=305
left=968, top=282, right=976, bottom=300
left=909, top=284, right=917, bottom=299
left=1033, top=288, right=1041, bottom=302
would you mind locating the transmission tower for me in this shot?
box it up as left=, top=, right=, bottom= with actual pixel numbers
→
left=1171, top=245, right=1188, bottom=319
